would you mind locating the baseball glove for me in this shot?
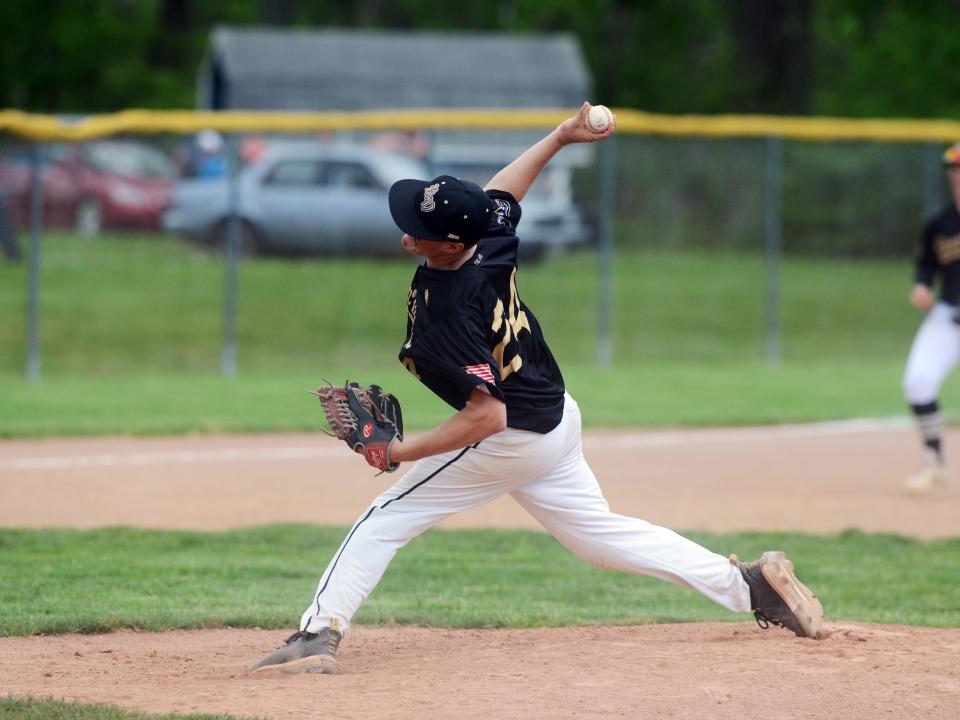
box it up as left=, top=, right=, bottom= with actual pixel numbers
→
left=315, top=381, right=404, bottom=473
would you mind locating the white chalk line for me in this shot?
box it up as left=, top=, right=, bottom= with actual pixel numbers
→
left=0, top=446, right=344, bottom=471
left=584, top=416, right=911, bottom=449
left=0, top=416, right=912, bottom=471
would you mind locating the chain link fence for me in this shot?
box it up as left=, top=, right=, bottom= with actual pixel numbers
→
left=1, top=110, right=957, bottom=379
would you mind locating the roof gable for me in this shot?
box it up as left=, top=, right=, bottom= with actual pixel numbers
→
left=203, top=27, right=591, bottom=111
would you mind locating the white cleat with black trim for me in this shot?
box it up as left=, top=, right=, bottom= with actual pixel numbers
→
left=903, top=465, right=947, bottom=495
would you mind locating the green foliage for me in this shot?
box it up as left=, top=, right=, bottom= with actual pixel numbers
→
left=606, top=136, right=943, bottom=257
left=780, top=141, right=935, bottom=255
left=1, top=1, right=959, bottom=117
left=0, top=1, right=194, bottom=112
left=0, top=526, right=957, bottom=636
left=814, top=2, right=960, bottom=118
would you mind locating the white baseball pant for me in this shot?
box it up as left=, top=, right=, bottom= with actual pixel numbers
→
left=301, top=393, right=751, bottom=634
left=903, top=302, right=960, bottom=404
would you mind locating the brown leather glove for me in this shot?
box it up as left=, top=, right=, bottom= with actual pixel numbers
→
left=315, top=381, right=403, bottom=473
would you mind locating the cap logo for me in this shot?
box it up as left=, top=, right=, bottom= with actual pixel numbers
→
left=420, top=183, right=440, bottom=212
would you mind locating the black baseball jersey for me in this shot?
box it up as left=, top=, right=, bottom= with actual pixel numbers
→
left=915, top=204, right=960, bottom=304
left=398, top=189, right=566, bottom=434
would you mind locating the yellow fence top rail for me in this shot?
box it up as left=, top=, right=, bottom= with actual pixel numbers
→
left=1, top=108, right=959, bottom=143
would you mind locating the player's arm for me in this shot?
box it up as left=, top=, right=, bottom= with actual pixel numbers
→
left=484, top=102, right=615, bottom=202
left=910, top=283, right=935, bottom=310
left=389, top=387, right=506, bottom=463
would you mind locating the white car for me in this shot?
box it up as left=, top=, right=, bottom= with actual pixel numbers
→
left=164, top=142, right=590, bottom=260
left=163, top=143, right=426, bottom=255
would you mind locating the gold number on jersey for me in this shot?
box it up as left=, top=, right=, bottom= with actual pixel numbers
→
left=935, top=234, right=960, bottom=264
left=403, top=288, right=417, bottom=350
left=491, top=268, right=531, bottom=381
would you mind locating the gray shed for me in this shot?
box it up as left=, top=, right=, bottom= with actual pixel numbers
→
left=199, top=27, right=591, bottom=112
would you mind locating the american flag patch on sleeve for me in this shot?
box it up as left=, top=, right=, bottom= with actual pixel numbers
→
left=464, top=363, right=496, bottom=385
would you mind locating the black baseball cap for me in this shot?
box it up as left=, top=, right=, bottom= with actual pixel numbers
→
left=388, top=175, right=495, bottom=246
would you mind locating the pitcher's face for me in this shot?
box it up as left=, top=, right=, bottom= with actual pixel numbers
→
left=400, top=234, right=464, bottom=261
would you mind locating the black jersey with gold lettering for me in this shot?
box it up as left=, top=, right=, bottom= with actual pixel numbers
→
left=915, top=205, right=960, bottom=304
left=398, top=189, right=565, bottom=434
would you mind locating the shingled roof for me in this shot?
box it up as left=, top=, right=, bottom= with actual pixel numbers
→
left=199, top=27, right=591, bottom=111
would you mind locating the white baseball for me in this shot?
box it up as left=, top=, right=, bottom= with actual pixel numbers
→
left=586, top=104, right=612, bottom=133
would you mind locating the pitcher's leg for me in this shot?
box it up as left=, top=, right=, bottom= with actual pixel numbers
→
left=300, top=446, right=491, bottom=634
left=255, top=441, right=529, bottom=674
left=511, top=453, right=750, bottom=613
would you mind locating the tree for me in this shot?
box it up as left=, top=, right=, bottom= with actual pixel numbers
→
left=1, top=0, right=959, bottom=118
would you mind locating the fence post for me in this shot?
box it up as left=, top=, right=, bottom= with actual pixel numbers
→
left=764, top=135, right=783, bottom=367
left=596, top=136, right=617, bottom=369
left=922, top=142, right=943, bottom=220
left=25, top=143, right=43, bottom=382
left=221, top=135, right=241, bottom=377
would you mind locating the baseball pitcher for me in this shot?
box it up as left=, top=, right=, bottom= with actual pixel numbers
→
left=251, top=103, right=824, bottom=675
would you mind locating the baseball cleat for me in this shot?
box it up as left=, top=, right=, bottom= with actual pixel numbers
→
left=249, top=628, right=342, bottom=674
left=903, top=465, right=947, bottom=494
left=731, top=551, right=824, bottom=639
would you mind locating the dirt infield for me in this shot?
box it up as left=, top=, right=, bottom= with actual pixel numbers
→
left=1, top=422, right=958, bottom=537
left=1, top=423, right=959, bottom=719
left=3, top=623, right=958, bottom=720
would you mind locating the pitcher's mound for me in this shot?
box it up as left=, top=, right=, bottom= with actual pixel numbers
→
left=2, top=622, right=957, bottom=719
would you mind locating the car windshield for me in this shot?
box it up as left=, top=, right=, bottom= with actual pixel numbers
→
left=85, top=142, right=178, bottom=179
left=431, top=163, right=554, bottom=199
left=371, top=153, right=431, bottom=186
left=255, top=146, right=430, bottom=188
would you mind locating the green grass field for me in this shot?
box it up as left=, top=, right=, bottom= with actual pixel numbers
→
left=2, top=233, right=958, bottom=436
left=2, top=236, right=958, bottom=719
left=4, top=361, right=960, bottom=437
left=0, top=233, right=926, bottom=372
left=0, top=698, right=254, bottom=720
left=2, top=526, right=958, bottom=637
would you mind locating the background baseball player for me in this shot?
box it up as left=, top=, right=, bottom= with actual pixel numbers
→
left=901, top=143, right=960, bottom=493
left=251, top=103, right=824, bottom=675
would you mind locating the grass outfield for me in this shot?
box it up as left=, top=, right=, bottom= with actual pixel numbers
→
left=1, top=526, right=957, bottom=637
left=0, top=698, right=254, bottom=720
left=0, top=232, right=930, bottom=372
left=4, top=361, right=960, bottom=437
left=3, top=233, right=956, bottom=435
left=3, top=237, right=951, bottom=719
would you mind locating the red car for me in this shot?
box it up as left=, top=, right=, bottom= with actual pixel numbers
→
left=0, top=140, right=177, bottom=236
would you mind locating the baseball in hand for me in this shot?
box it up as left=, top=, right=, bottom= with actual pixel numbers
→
left=586, top=105, right=613, bottom=133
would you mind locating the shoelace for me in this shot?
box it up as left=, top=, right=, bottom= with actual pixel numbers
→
left=283, top=630, right=311, bottom=645
left=753, top=609, right=786, bottom=631
left=282, top=629, right=338, bottom=656
left=734, top=555, right=790, bottom=632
